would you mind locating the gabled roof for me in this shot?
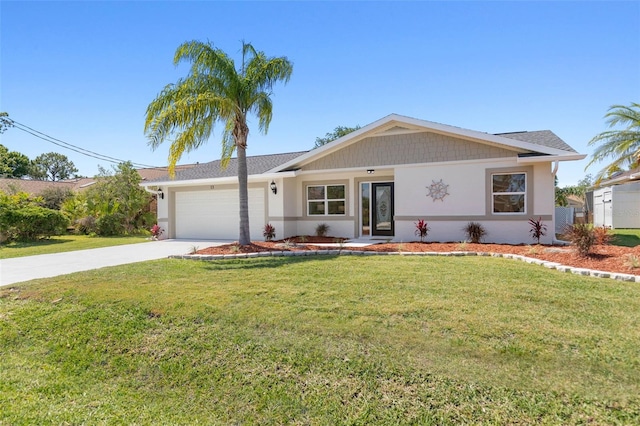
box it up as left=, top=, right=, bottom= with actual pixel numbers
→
left=144, top=151, right=307, bottom=184
left=141, top=114, right=584, bottom=185
left=270, top=114, right=583, bottom=173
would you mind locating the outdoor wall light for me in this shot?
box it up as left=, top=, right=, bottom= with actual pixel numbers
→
left=367, top=169, right=375, bottom=174
left=157, top=187, right=164, bottom=199
left=270, top=180, right=277, bottom=195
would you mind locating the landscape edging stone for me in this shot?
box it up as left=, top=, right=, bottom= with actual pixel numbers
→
left=168, top=250, right=640, bottom=283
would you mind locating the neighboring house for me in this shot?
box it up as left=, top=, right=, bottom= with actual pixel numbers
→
left=141, top=114, right=585, bottom=244
left=0, top=166, right=187, bottom=197
left=0, top=178, right=82, bottom=195
left=592, top=167, right=640, bottom=229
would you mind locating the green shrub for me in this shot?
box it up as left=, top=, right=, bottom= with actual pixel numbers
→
left=0, top=205, right=68, bottom=240
left=96, top=213, right=125, bottom=236
left=315, top=223, right=330, bottom=237
left=75, top=216, right=97, bottom=234
left=563, top=223, right=596, bottom=257
left=38, top=187, right=74, bottom=210
left=464, top=222, right=486, bottom=243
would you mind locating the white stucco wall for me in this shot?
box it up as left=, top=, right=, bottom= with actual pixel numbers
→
left=156, top=191, right=170, bottom=240
left=393, top=159, right=555, bottom=244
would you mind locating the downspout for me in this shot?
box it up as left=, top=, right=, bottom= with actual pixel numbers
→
left=551, top=161, right=565, bottom=244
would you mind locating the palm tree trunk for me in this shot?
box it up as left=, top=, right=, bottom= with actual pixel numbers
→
left=237, top=143, right=251, bottom=245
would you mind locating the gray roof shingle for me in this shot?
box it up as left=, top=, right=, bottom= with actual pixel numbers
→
left=149, top=151, right=308, bottom=182
left=146, top=129, right=575, bottom=183
left=494, top=130, right=576, bottom=153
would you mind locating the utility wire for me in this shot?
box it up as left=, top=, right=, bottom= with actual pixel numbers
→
left=10, top=120, right=168, bottom=170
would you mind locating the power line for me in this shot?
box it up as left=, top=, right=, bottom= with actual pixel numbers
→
left=10, top=120, right=167, bottom=170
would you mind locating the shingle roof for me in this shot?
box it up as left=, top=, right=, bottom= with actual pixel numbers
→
left=0, top=178, right=76, bottom=195
left=494, top=130, right=576, bottom=153
left=148, top=151, right=308, bottom=182
left=143, top=128, right=576, bottom=184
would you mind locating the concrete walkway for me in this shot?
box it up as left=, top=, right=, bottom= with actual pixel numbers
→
left=0, top=239, right=227, bottom=287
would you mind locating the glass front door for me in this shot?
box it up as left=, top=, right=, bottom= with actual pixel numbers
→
left=371, top=182, right=394, bottom=236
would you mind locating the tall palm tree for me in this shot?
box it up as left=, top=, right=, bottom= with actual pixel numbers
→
left=145, top=41, right=293, bottom=245
left=586, top=102, right=640, bottom=184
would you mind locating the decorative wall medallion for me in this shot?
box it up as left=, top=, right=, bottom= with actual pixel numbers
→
left=426, top=179, right=449, bottom=202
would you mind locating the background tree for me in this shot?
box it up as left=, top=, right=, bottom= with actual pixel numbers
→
left=586, top=102, right=640, bottom=184
left=0, top=144, right=31, bottom=178
left=0, top=112, right=13, bottom=134
left=30, top=152, right=78, bottom=181
left=82, top=162, right=154, bottom=235
left=314, top=125, right=361, bottom=149
left=145, top=40, right=293, bottom=245
left=555, top=174, right=592, bottom=207
left=38, top=187, right=75, bottom=210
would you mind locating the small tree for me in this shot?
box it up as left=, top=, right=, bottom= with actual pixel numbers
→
left=83, top=162, right=154, bottom=234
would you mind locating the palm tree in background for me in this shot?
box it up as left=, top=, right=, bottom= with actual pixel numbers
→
left=145, top=41, right=293, bottom=245
left=586, top=102, right=640, bottom=184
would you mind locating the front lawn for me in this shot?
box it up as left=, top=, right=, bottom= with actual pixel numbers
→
left=1, top=256, right=638, bottom=424
left=612, top=228, right=640, bottom=247
left=0, top=234, right=150, bottom=259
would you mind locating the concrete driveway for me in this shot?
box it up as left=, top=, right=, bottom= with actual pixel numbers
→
left=0, top=239, right=227, bottom=287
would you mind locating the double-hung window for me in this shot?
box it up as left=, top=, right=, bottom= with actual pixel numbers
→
left=307, top=184, right=346, bottom=216
left=492, top=173, right=526, bottom=214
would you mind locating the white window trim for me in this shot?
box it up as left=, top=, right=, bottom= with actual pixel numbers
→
left=491, top=172, right=527, bottom=215
left=307, top=184, right=346, bottom=216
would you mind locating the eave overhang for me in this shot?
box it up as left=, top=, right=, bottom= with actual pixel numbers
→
left=139, top=170, right=298, bottom=188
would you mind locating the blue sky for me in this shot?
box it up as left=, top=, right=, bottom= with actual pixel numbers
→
left=1, top=1, right=638, bottom=186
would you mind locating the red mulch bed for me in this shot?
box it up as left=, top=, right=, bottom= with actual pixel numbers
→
left=194, top=236, right=640, bottom=276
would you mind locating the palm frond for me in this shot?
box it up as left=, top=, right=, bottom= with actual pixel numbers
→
left=587, top=102, right=640, bottom=183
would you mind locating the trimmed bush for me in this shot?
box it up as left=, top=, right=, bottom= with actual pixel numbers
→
left=0, top=205, right=68, bottom=240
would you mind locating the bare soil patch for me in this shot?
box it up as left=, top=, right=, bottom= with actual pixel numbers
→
left=194, top=236, right=640, bottom=276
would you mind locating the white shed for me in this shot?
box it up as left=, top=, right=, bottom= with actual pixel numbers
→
left=593, top=181, right=640, bottom=228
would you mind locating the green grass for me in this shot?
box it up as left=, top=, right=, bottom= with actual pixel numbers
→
left=612, top=228, right=640, bottom=247
left=0, top=234, right=150, bottom=259
left=1, top=256, right=639, bottom=424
